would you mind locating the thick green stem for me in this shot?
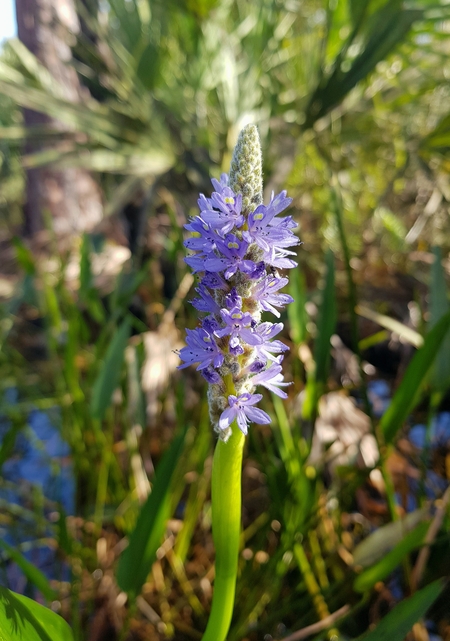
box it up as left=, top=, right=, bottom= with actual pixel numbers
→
left=202, top=424, right=245, bottom=641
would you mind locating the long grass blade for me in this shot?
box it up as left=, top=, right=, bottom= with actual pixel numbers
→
left=0, top=540, right=57, bottom=602
left=429, top=246, right=450, bottom=394
left=358, top=579, right=445, bottom=641
left=116, top=427, right=187, bottom=597
left=90, top=318, right=131, bottom=420
left=380, top=310, right=450, bottom=443
left=353, top=520, right=429, bottom=593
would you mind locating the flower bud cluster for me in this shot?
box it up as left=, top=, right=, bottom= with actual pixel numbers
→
left=178, top=125, right=299, bottom=441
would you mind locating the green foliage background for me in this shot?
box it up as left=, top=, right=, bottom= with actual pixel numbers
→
left=0, top=0, right=450, bottom=640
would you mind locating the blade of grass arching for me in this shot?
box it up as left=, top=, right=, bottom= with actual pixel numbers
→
left=358, top=330, right=390, bottom=352
left=352, top=508, right=428, bottom=568
left=0, top=540, right=56, bottom=602
left=358, top=579, right=445, bottom=641
left=356, top=305, right=423, bottom=349
left=90, top=317, right=131, bottom=420
left=429, top=247, right=450, bottom=396
left=380, top=310, right=450, bottom=444
left=116, top=426, right=187, bottom=598
left=353, top=520, right=429, bottom=593
left=0, top=587, right=74, bottom=641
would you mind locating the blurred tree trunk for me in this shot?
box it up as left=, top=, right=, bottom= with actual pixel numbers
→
left=16, top=0, right=103, bottom=237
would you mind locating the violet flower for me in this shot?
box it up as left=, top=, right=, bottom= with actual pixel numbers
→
left=218, top=393, right=271, bottom=435
left=178, top=124, right=299, bottom=441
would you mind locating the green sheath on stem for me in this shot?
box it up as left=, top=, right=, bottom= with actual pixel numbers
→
left=201, top=423, right=245, bottom=641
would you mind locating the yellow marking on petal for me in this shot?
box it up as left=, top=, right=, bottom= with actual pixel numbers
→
left=269, top=280, right=277, bottom=287
left=224, top=197, right=235, bottom=204
left=254, top=213, right=264, bottom=220
left=228, top=242, right=239, bottom=249
left=231, top=313, right=242, bottom=319
left=203, top=336, right=211, bottom=342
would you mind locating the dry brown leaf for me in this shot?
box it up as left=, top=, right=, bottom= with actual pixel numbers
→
left=309, top=392, right=379, bottom=471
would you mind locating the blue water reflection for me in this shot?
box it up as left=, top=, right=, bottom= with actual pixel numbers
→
left=0, top=390, right=74, bottom=594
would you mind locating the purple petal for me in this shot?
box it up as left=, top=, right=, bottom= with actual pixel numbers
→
left=244, top=406, right=271, bottom=424
left=236, top=410, right=249, bottom=435
left=219, top=406, right=237, bottom=431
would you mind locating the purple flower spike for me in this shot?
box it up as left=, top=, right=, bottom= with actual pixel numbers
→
left=178, top=124, right=300, bottom=440
left=219, top=393, right=271, bottom=435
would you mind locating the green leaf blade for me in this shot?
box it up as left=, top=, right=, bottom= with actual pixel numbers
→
left=429, top=247, right=450, bottom=394
left=354, top=520, right=429, bottom=593
left=90, top=318, right=131, bottom=420
left=358, top=579, right=445, bottom=641
left=116, top=428, right=186, bottom=597
left=380, top=310, right=450, bottom=443
left=0, top=588, right=73, bottom=641
left=0, top=540, right=56, bottom=602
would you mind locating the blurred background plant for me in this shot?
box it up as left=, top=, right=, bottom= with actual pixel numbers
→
left=0, top=0, right=450, bottom=640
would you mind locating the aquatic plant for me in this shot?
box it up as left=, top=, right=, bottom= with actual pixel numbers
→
left=178, top=124, right=298, bottom=640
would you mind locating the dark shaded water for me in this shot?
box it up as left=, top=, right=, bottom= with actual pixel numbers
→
left=0, top=388, right=74, bottom=595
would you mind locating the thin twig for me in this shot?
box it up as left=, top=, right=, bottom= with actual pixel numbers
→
left=411, top=485, right=450, bottom=591
left=280, top=605, right=350, bottom=641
